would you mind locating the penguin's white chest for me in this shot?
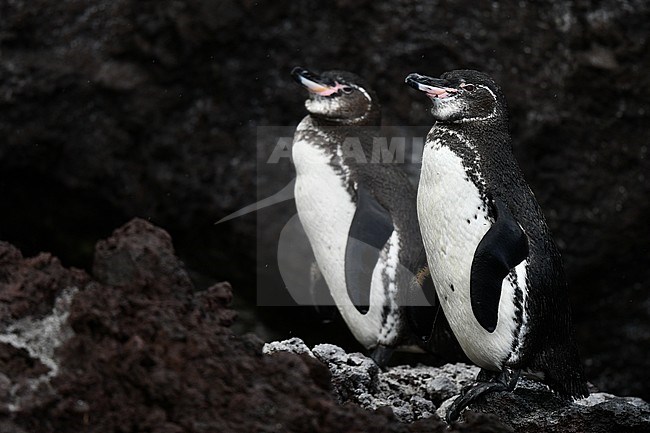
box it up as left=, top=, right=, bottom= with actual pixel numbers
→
left=292, top=133, right=397, bottom=348
left=292, top=137, right=355, bottom=292
left=417, top=139, right=526, bottom=370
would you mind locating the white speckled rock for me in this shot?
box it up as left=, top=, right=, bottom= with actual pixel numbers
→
left=264, top=340, right=650, bottom=431
left=262, top=337, right=314, bottom=357
left=312, top=344, right=380, bottom=403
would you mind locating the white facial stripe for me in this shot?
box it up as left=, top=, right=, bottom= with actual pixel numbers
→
left=478, top=84, right=497, bottom=101
left=455, top=84, right=498, bottom=123
left=350, top=84, right=372, bottom=103
left=351, top=85, right=373, bottom=124
left=432, top=84, right=498, bottom=123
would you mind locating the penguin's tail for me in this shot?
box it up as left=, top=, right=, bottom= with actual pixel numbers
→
left=535, top=343, right=589, bottom=399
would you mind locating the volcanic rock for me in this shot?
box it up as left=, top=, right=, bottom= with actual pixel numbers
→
left=265, top=339, right=650, bottom=433
left=0, top=219, right=512, bottom=432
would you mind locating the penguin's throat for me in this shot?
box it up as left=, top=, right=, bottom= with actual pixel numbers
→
left=307, top=104, right=375, bottom=126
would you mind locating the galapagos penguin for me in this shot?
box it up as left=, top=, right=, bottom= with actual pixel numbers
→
left=405, top=69, right=588, bottom=421
left=290, top=67, right=437, bottom=366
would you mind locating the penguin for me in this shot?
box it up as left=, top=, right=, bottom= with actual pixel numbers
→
left=290, top=67, right=444, bottom=366
left=404, top=69, right=588, bottom=421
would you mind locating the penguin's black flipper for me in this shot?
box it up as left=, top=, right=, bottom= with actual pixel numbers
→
left=345, top=186, right=394, bottom=314
left=470, top=197, right=529, bottom=332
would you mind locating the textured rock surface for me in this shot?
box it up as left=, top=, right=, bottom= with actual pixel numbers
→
left=1, top=0, right=649, bottom=401
left=1, top=219, right=517, bottom=432
left=467, top=384, right=650, bottom=433
left=266, top=339, right=650, bottom=433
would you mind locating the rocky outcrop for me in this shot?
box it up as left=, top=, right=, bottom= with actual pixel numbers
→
left=265, top=338, right=650, bottom=433
left=0, top=219, right=648, bottom=431
left=1, top=219, right=516, bottom=432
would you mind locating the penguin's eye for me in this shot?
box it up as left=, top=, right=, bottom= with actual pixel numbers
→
left=462, top=84, right=476, bottom=92
left=341, top=86, right=354, bottom=94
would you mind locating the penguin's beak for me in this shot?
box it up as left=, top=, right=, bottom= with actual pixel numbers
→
left=291, top=67, right=340, bottom=96
left=405, top=73, right=458, bottom=99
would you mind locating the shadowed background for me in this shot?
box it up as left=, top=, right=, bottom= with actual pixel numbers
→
left=1, top=0, right=648, bottom=400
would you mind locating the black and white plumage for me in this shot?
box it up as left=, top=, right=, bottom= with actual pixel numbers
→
left=290, top=67, right=436, bottom=365
left=405, top=69, right=588, bottom=420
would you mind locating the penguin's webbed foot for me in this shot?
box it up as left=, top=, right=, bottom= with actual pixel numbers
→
left=445, top=368, right=521, bottom=423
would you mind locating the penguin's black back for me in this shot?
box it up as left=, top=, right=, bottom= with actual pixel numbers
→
left=309, top=122, right=422, bottom=268
left=347, top=127, right=422, bottom=274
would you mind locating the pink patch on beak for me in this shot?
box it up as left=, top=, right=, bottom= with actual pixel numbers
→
left=298, top=75, right=345, bottom=96
left=424, top=86, right=457, bottom=99
left=312, top=82, right=345, bottom=96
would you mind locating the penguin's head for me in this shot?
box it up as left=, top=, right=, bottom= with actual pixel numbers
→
left=291, top=67, right=380, bottom=125
left=405, top=70, right=507, bottom=124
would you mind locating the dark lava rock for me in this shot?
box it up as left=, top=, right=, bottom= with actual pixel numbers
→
left=0, top=242, right=89, bottom=325
left=0, top=219, right=515, bottom=432
left=266, top=339, right=650, bottom=433
left=0, top=0, right=649, bottom=402
left=469, top=384, right=650, bottom=433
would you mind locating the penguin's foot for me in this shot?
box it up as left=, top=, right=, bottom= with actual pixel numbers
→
left=445, top=368, right=521, bottom=423
left=370, top=345, right=394, bottom=369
